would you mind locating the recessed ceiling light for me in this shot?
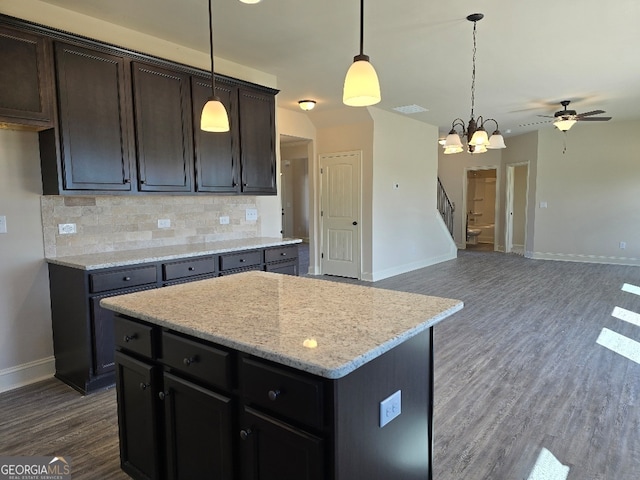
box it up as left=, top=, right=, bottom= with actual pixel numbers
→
left=392, top=104, right=428, bottom=115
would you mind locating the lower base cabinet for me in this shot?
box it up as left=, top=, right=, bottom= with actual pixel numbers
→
left=114, top=314, right=433, bottom=480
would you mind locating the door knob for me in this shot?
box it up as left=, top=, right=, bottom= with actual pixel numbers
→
left=352, top=221, right=358, bottom=226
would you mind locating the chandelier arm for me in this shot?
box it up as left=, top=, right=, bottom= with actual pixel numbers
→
left=470, top=18, right=477, bottom=119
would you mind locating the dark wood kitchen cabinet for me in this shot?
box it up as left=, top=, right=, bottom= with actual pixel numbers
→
left=238, top=87, right=277, bottom=195
left=0, top=25, right=52, bottom=128
left=40, top=42, right=135, bottom=194
left=132, top=62, right=193, bottom=192
left=191, top=77, right=240, bottom=193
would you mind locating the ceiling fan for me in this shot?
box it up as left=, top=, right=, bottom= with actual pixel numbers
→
left=538, top=100, right=612, bottom=131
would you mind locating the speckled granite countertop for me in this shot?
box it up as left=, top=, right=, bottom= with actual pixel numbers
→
left=101, top=271, right=463, bottom=379
left=45, top=237, right=302, bottom=270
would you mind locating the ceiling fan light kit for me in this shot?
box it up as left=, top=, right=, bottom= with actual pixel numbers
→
left=443, top=13, right=506, bottom=155
left=343, top=0, right=381, bottom=107
left=537, top=100, right=612, bottom=133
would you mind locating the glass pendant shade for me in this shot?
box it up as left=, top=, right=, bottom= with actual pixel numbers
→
left=488, top=132, right=506, bottom=149
left=470, top=128, right=489, bottom=146
left=201, top=97, right=230, bottom=132
left=444, top=132, right=463, bottom=148
left=343, top=57, right=381, bottom=107
left=472, top=144, right=488, bottom=154
left=554, top=118, right=577, bottom=131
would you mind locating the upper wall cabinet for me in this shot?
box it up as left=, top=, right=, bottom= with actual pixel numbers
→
left=191, top=77, right=240, bottom=194
left=238, top=87, right=277, bottom=195
left=40, top=42, right=135, bottom=194
left=0, top=25, right=52, bottom=128
left=132, top=62, right=193, bottom=192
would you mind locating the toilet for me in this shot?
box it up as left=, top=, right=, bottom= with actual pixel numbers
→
left=466, top=227, right=482, bottom=245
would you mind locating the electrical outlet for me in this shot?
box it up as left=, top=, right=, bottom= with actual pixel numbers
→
left=245, top=208, right=258, bottom=221
left=220, top=216, right=230, bottom=225
left=0, top=215, right=6, bottom=234
left=620, top=241, right=626, bottom=249
left=379, top=390, right=401, bottom=427
left=58, top=223, right=76, bottom=235
left=158, top=219, right=171, bottom=229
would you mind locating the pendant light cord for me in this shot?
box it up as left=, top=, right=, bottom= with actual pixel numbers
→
left=470, top=19, right=477, bottom=119
left=359, top=0, right=364, bottom=56
left=208, top=0, right=216, bottom=97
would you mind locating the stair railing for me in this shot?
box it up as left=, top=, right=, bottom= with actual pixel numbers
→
left=437, top=178, right=455, bottom=237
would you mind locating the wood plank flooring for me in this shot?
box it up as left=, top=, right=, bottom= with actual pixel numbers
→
left=2, top=249, right=639, bottom=479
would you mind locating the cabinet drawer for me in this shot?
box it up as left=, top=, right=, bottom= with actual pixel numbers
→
left=163, top=257, right=216, bottom=281
left=240, top=357, right=324, bottom=429
left=90, top=266, right=157, bottom=293
left=219, top=250, right=262, bottom=271
left=162, top=331, right=232, bottom=391
left=114, top=316, right=157, bottom=359
left=264, top=245, right=298, bottom=263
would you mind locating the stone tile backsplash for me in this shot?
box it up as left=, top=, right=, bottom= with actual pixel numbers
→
left=41, top=195, right=260, bottom=257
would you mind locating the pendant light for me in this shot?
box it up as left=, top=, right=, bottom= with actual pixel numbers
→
left=442, top=14, right=505, bottom=154
left=343, top=0, right=381, bottom=107
left=201, top=0, right=230, bottom=132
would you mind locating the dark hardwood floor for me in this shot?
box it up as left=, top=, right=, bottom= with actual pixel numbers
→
left=2, top=249, right=639, bottom=479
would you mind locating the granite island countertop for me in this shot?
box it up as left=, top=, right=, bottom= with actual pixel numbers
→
left=101, top=271, right=463, bottom=379
left=45, top=237, right=302, bottom=270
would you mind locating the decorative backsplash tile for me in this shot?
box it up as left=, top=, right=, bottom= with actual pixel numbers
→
left=41, top=195, right=260, bottom=257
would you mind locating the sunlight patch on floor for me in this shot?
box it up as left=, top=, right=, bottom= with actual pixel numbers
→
left=596, top=328, right=640, bottom=365
left=612, top=306, right=640, bottom=327
left=527, top=448, right=570, bottom=480
left=622, top=283, right=640, bottom=296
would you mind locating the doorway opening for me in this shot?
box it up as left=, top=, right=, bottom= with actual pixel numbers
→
left=505, top=163, right=528, bottom=255
left=464, top=167, right=498, bottom=251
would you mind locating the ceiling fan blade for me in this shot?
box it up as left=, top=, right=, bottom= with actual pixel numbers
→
left=577, top=116, right=612, bottom=121
left=576, top=110, right=606, bottom=117
left=519, top=120, right=552, bottom=127
left=536, top=115, right=555, bottom=118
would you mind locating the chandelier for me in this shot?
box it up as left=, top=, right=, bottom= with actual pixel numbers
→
left=443, top=14, right=506, bottom=154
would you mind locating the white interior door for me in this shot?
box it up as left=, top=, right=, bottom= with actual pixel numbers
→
left=320, top=151, right=361, bottom=279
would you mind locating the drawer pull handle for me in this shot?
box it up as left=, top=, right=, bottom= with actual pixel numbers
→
left=239, top=259, right=246, bottom=263
left=124, top=333, right=138, bottom=342
left=239, top=429, right=253, bottom=441
left=280, top=252, right=287, bottom=256
left=183, top=355, right=198, bottom=366
left=188, top=267, right=195, bottom=271
left=158, top=391, right=170, bottom=400
left=139, top=382, right=149, bottom=391
left=123, top=276, right=131, bottom=281
left=268, top=389, right=281, bottom=401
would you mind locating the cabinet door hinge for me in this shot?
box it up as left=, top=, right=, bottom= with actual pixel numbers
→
left=321, top=252, right=324, bottom=259
left=320, top=167, right=323, bottom=174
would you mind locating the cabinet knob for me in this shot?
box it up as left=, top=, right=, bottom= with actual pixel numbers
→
left=139, top=382, right=149, bottom=391
left=123, top=276, right=131, bottom=281
left=158, top=391, right=170, bottom=400
left=183, top=355, right=198, bottom=366
left=124, top=333, right=138, bottom=342
left=239, top=429, right=253, bottom=441
left=352, top=221, right=358, bottom=226
left=188, top=266, right=195, bottom=271
left=239, top=258, right=245, bottom=263
left=280, top=252, right=287, bottom=256
left=268, top=389, right=281, bottom=401
left=124, top=178, right=131, bottom=184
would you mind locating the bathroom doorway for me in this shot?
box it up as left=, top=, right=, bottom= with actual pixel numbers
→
left=464, top=167, right=498, bottom=251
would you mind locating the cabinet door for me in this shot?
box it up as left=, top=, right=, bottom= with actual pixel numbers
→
left=0, top=25, right=52, bottom=126
left=239, top=406, right=324, bottom=480
left=132, top=62, right=193, bottom=192
left=54, top=43, right=134, bottom=191
left=161, top=372, right=234, bottom=480
left=191, top=77, right=240, bottom=193
left=238, top=88, right=277, bottom=195
left=115, top=351, right=162, bottom=480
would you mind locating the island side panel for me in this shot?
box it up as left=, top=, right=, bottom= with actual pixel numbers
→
left=332, top=328, right=431, bottom=479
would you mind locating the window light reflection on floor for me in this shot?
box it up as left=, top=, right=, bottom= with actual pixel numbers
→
left=526, top=448, right=570, bottom=480
left=622, top=283, right=640, bottom=296
left=596, top=328, right=640, bottom=365
left=612, top=306, right=640, bottom=327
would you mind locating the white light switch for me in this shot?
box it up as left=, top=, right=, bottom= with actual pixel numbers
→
left=539, top=201, right=548, bottom=209
left=246, top=208, right=258, bottom=221
left=0, top=215, right=6, bottom=234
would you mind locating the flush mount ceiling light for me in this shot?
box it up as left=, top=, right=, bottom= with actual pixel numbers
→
left=298, top=100, right=316, bottom=111
left=200, top=0, right=230, bottom=132
left=343, top=0, right=381, bottom=107
left=443, top=14, right=506, bottom=154
left=239, top=0, right=262, bottom=3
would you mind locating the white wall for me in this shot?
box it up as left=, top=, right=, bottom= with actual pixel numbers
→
left=0, top=130, right=54, bottom=392
left=532, top=121, right=640, bottom=264
left=369, top=108, right=456, bottom=280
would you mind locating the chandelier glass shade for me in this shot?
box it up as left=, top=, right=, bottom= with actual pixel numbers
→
left=442, top=14, right=505, bottom=154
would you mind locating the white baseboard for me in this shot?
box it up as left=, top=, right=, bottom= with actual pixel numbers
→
left=530, top=251, right=640, bottom=266
left=0, top=356, right=55, bottom=394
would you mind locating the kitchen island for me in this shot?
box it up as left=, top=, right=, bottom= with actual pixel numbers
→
left=101, top=271, right=463, bottom=480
